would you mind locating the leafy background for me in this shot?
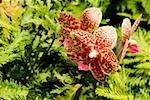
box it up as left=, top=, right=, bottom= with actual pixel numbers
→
left=0, top=0, right=149, bottom=100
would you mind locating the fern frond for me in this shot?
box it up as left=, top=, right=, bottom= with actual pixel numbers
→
left=0, top=30, right=34, bottom=66
left=123, top=57, right=142, bottom=65
left=0, top=79, right=29, bottom=100
left=96, top=86, right=133, bottom=100
left=134, top=29, right=150, bottom=61
left=128, top=75, right=149, bottom=87
left=51, top=84, right=82, bottom=100
left=135, top=88, right=150, bottom=100
left=126, top=63, right=150, bottom=87
left=53, top=69, right=74, bottom=85
left=96, top=67, right=134, bottom=100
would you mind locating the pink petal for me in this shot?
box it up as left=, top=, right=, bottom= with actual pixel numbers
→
left=128, top=40, right=139, bottom=53
left=128, top=43, right=139, bottom=53
left=77, top=61, right=89, bottom=71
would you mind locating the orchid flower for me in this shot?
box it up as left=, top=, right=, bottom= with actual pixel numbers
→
left=116, top=14, right=142, bottom=63
left=57, top=7, right=118, bottom=81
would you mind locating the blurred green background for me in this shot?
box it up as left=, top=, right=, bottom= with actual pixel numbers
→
left=0, top=0, right=149, bottom=100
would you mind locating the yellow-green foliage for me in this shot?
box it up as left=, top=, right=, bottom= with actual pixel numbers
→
left=0, top=0, right=149, bottom=99
left=0, top=79, right=28, bottom=100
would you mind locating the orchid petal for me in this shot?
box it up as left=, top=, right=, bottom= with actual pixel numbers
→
left=66, top=29, right=96, bottom=62
left=116, top=18, right=131, bottom=60
left=65, top=42, right=82, bottom=61
left=80, top=7, right=102, bottom=32
left=59, top=28, right=70, bottom=41
left=98, top=47, right=118, bottom=74
left=128, top=44, right=139, bottom=53
left=121, top=18, right=132, bottom=42
left=57, top=12, right=80, bottom=31
left=70, top=29, right=95, bottom=50
left=65, top=39, right=89, bottom=62
left=89, top=59, right=105, bottom=81
left=131, top=14, right=142, bottom=34
left=94, top=26, right=117, bottom=50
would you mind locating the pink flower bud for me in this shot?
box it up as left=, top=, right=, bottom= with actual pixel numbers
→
left=128, top=39, right=139, bottom=53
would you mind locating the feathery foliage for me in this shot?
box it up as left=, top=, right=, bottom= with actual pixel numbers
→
left=0, top=0, right=149, bottom=99
left=0, top=78, right=28, bottom=100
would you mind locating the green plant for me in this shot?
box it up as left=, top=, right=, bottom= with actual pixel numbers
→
left=0, top=79, right=29, bottom=100
left=0, top=0, right=149, bottom=99
left=116, top=0, right=150, bottom=24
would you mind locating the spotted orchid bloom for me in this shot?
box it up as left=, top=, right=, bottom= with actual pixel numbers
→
left=57, top=7, right=118, bottom=81
left=116, top=14, right=142, bottom=63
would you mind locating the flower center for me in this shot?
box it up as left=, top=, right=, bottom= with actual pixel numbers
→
left=89, top=48, right=99, bottom=58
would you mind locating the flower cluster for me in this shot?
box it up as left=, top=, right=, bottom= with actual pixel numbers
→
left=57, top=7, right=118, bottom=81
